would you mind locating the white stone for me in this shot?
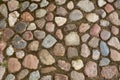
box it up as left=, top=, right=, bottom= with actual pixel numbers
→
left=5, top=74, right=15, bottom=80
left=55, top=17, right=67, bottom=26
left=108, top=37, right=120, bottom=50
left=29, top=70, right=40, bottom=80
left=98, top=0, right=106, bottom=7
left=72, top=59, right=84, bottom=70
left=81, top=44, right=90, bottom=58
left=65, top=32, right=80, bottom=46
left=8, top=11, right=19, bottom=27
left=27, top=23, right=36, bottom=30
left=6, top=45, right=14, bottom=56
left=67, top=1, right=74, bottom=10
left=15, top=50, right=25, bottom=59
left=92, top=49, right=100, bottom=60
left=86, top=13, right=99, bottom=22
left=77, top=0, right=95, bottom=12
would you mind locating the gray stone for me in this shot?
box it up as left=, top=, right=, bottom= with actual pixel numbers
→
left=56, top=7, right=67, bottom=16
left=35, top=18, right=46, bottom=29
left=0, top=20, right=6, bottom=29
left=81, top=34, right=90, bottom=42
left=69, top=9, right=83, bottom=21
left=92, top=49, right=100, bottom=60
left=100, top=41, right=109, bottom=56
left=71, top=71, right=85, bottom=80
left=100, top=29, right=111, bottom=41
left=40, top=0, right=49, bottom=7
left=77, top=0, right=95, bottom=12
left=96, top=9, right=106, bottom=18
left=88, top=37, right=99, bottom=48
left=34, top=30, right=46, bottom=40
left=42, top=34, right=57, bottom=48
left=12, top=35, right=27, bottom=49
left=5, top=74, right=15, bottom=80
left=20, top=1, right=30, bottom=11
left=29, top=70, right=40, bottom=80
left=99, top=58, right=110, bottom=66
left=114, top=0, right=120, bottom=9
left=29, top=3, right=38, bottom=12
left=67, top=47, right=78, bottom=58
left=14, top=21, right=27, bottom=34
left=35, top=9, right=47, bottom=18
left=6, top=45, right=14, bottom=56
left=0, top=4, right=8, bottom=18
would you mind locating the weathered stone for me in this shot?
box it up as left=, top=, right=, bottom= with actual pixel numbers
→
left=71, top=71, right=85, bottom=80
left=55, top=17, right=67, bottom=26
left=34, top=30, right=46, bottom=40
left=28, top=41, right=39, bottom=51
left=110, top=48, right=120, bottom=61
left=81, top=44, right=90, bottom=58
left=99, top=58, right=110, bottom=66
left=29, top=70, right=40, bottom=80
left=67, top=47, right=78, bottom=58
left=41, top=66, right=56, bottom=74
left=17, top=69, right=29, bottom=80
left=21, top=12, right=34, bottom=22
left=72, top=59, right=84, bottom=70
left=54, top=74, right=68, bottom=80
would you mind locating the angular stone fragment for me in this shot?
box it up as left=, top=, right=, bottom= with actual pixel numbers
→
left=0, top=4, right=8, bottom=18
left=58, top=60, right=71, bottom=71
left=28, top=40, right=39, bottom=51
left=55, top=17, right=67, bottom=26
left=7, top=0, right=19, bottom=11
left=21, top=12, right=34, bottom=22
left=72, top=59, right=84, bottom=70
left=67, top=47, right=78, bottom=58
left=88, top=37, right=99, bottom=48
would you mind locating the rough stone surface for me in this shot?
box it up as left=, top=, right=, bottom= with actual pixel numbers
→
left=71, top=71, right=85, bottom=80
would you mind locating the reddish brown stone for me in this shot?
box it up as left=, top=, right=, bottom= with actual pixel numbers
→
left=22, top=31, right=33, bottom=41
left=53, top=43, right=65, bottom=56
left=3, top=28, right=14, bottom=41
left=22, top=54, right=39, bottom=69
left=47, top=3, right=56, bottom=12
left=45, top=12, right=54, bottom=21
left=104, top=4, right=114, bottom=13
left=8, top=58, right=21, bottom=73
left=0, top=41, right=6, bottom=51
left=21, top=12, right=34, bottom=22
left=56, top=29, right=63, bottom=40
left=41, top=66, right=56, bottom=74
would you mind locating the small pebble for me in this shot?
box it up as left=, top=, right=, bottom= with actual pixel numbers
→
left=72, top=59, right=84, bottom=70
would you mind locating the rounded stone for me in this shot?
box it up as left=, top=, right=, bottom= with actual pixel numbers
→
left=77, top=0, right=95, bottom=12
left=6, top=45, right=14, bottom=56
left=7, top=0, right=19, bottom=11
left=101, top=66, right=118, bottom=79
left=45, top=22, right=55, bottom=32
left=86, top=13, right=99, bottom=22
left=55, top=17, right=67, bottom=26
left=67, top=1, right=74, bottom=10
left=100, top=30, right=111, bottom=41
left=27, top=23, right=36, bottom=30
left=53, top=43, right=65, bottom=56
left=35, top=9, right=47, bottom=18
left=100, top=41, right=110, bottom=56
left=67, top=47, right=78, bottom=59
left=21, top=12, right=34, bottom=22
left=34, top=30, right=46, bottom=40
left=71, top=71, right=85, bottom=80
left=55, top=0, right=66, bottom=5
left=14, top=21, right=27, bottom=34
left=69, top=9, right=83, bottom=21
left=42, top=35, right=57, bottom=48
left=8, top=58, right=21, bottom=73
left=22, top=54, right=39, bottom=69
left=29, top=70, right=40, bottom=80
left=65, top=32, right=80, bottom=46
left=38, top=49, right=55, bottom=65
left=22, top=31, right=33, bottom=41
left=84, top=61, right=97, bottom=77
left=28, top=40, right=39, bottom=51
left=15, top=50, right=25, bottom=59
left=92, top=49, right=100, bottom=60
left=99, top=58, right=110, bottom=66
left=72, top=59, right=84, bottom=70
left=12, top=35, right=27, bottom=49
left=110, top=48, right=120, bottom=61
left=81, top=44, right=90, bottom=58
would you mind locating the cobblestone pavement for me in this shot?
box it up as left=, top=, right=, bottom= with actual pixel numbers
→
left=0, top=0, right=120, bottom=80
